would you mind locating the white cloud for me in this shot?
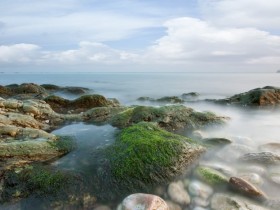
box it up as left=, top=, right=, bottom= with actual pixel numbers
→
left=146, top=17, right=280, bottom=67
left=0, top=43, right=40, bottom=63
left=199, top=0, right=280, bottom=30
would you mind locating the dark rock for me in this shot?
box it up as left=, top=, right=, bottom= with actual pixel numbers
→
left=181, top=92, right=200, bottom=99
left=40, top=84, right=61, bottom=91
left=229, top=177, right=266, bottom=199
left=110, top=105, right=228, bottom=131
left=105, top=122, right=205, bottom=184
left=156, top=96, right=184, bottom=103
left=211, top=86, right=280, bottom=107
left=202, top=138, right=232, bottom=146
left=137, top=96, right=155, bottom=101
left=239, top=152, right=280, bottom=165
left=44, top=94, right=120, bottom=114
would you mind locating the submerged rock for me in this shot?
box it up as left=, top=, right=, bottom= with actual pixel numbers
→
left=105, top=122, right=205, bottom=184
left=211, top=193, right=269, bottom=210
left=111, top=105, right=227, bottom=132
left=239, top=152, right=280, bottom=165
left=167, top=181, right=190, bottom=205
left=195, top=166, right=228, bottom=186
left=119, top=193, right=168, bottom=210
left=210, top=86, right=280, bottom=107
left=229, top=177, right=266, bottom=199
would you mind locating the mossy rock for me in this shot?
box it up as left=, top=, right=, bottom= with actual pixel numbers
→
left=195, top=166, right=229, bottom=185
left=44, top=95, right=71, bottom=113
left=111, top=105, right=226, bottom=131
left=106, top=122, right=205, bottom=184
left=202, top=138, right=232, bottom=147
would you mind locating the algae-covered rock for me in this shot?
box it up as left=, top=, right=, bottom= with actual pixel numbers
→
left=44, top=94, right=120, bottom=114
left=201, top=138, right=232, bottom=146
left=106, top=122, right=205, bottom=184
left=111, top=105, right=227, bottom=131
left=195, top=166, right=228, bottom=185
left=210, top=86, right=280, bottom=107
left=0, top=136, right=75, bottom=163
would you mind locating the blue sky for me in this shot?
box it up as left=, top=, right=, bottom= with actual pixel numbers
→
left=0, top=0, right=280, bottom=72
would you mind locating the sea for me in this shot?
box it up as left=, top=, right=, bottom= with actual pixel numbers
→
left=1, top=72, right=280, bottom=209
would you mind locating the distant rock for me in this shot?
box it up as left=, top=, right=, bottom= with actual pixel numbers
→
left=137, top=96, right=184, bottom=104
left=209, top=86, right=280, bottom=107
left=181, top=92, right=200, bottom=100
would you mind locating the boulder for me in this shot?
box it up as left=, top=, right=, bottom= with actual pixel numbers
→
left=210, top=86, right=280, bottom=107
left=111, top=105, right=227, bottom=131
left=105, top=122, right=205, bottom=184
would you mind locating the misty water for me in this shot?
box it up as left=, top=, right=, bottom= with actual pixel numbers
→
left=1, top=72, right=280, bottom=209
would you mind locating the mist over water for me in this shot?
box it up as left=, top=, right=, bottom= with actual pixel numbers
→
left=1, top=72, right=280, bottom=209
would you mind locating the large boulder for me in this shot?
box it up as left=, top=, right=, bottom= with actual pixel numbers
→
left=105, top=122, right=205, bottom=184
left=211, top=86, right=280, bottom=107
left=111, top=105, right=227, bottom=131
left=44, top=94, right=120, bottom=114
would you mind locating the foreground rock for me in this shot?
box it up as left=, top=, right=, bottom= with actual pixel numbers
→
left=167, top=181, right=190, bottom=205
left=119, top=193, right=168, bottom=210
left=211, top=193, right=269, bottom=210
left=111, top=105, right=228, bottom=131
left=105, top=122, right=205, bottom=184
left=210, top=86, right=280, bottom=107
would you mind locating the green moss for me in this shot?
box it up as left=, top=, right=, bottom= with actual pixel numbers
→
left=49, top=136, right=76, bottom=153
left=195, top=166, right=228, bottom=185
left=110, top=108, right=134, bottom=127
left=107, top=122, right=200, bottom=181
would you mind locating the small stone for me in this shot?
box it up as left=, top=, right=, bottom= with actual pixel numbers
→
left=120, top=193, right=168, bottom=210
left=192, top=197, right=209, bottom=207
left=195, top=166, right=228, bottom=185
left=165, top=200, right=182, bottom=210
left=229, top=177, right=266, bottom=198
left=168, top=181, right=190, bottom=205
left=188, top=180, right=213, bottom=199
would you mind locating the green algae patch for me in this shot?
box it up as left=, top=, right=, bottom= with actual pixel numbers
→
left=107, top=122, right=205, bottom=183
left=49, top=135, right=77, bottom=153
left=195, top=166, right=229, bottom=185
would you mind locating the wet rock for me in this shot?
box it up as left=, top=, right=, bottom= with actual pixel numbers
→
left=202, top=137, right=232, bottom=146
left=259, top=143, right=280, bottom=154
left=93, top=205, right=111, bottom=210
left=44, top=94, right=120, bottom=114
left=167, top=181, right=190, bottom=205
left=111, top=105, right=228, bottom=132
left=239, top=152, right=280, bottom=165
left=229, top=177, right=266, bottom=199
left=211, top=86, right=280, bottom=107
left=181, top=92, right=200, bottom=100
left=120, top=193, right=168, bottom=210
left=211, top=193, right=269, bottom=210
left=188, top=180, right=213, bottom=199
left=165, top=200, right=182, bottom=210
left=156, top=96, right=184, bottom=104
left=105, top=122, right=205, bottom=184
left=192, top=197, right=209, bottom=207
left=238, top=173, right=263, bottom=186
left=195, top=166, right=228, bottom=185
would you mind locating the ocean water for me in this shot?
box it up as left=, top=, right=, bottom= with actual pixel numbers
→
left=1, top=72, right=280, bottom=209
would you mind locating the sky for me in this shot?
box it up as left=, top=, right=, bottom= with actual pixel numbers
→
left=0, top=0, right=280, bottom=72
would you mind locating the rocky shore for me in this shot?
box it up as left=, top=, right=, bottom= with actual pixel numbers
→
left=0, top=83, right=279, bottom=210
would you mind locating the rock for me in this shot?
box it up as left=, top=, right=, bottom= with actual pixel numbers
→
left=165, top=200, right=182, bottom=210
left=137, top=96, right=155, bottom=102
left=201, top=137, right=232, bottom=146
left=239, top=152, right=280, bottom=165
left=93, top=205, right=111, bottom=210
left=61, top=86, right=90, bottom=95
left=229, top=177, right=266, bottom=199
left=44, top=94, right=120, bottom=114
left=106, top=122, right=205, bottom=184
left=111, top=105, right=228, bottom=132
left=199, top=162, right=236, bottom=177
left=238, top=173, right=263, bottom=186
left=181, top=92, right=200, bottom=99
left=167, top=181, right=190, bottom=205
left=120, top=193, right=168, bottom=210
left=211, top=193, right=269, bottom=210
left=211, top=86, right=280, bottom=107
left=195, top=166, right=228, bottom=185
left=259, top=143, right=280, bottom=154
left=192, top=197, right=210, bottom=207
left=188, top=180, right=213, bottom=199
left=40, top=84, right=61, bottom=91
left=156, top=96, right=185, bottom=104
